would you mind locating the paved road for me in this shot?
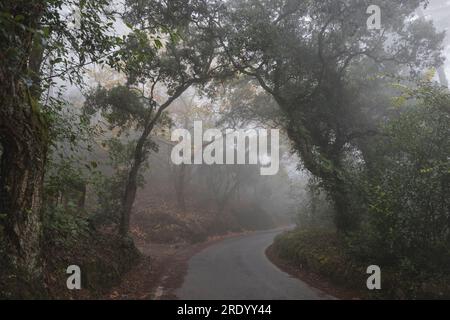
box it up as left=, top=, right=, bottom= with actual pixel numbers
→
left=176, top=229, right=333, bottom=300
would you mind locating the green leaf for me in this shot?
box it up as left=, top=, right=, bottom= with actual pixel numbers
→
left=14, top=15, right=24, bottom=22
left=154, top=39, right=163, bottom=49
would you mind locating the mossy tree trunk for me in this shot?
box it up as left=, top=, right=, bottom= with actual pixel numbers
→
left=0, top=94, right=48, bottom=279
left=0, top=1, right=47, bottom=281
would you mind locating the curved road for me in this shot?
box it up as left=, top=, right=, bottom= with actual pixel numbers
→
left=176, top=229, right=334, bottom=300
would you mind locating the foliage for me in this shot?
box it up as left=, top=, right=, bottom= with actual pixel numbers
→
left=43, top=158, right=90, bottom=247
left=43, top=205, right=90, bottom=247
left=296, top=178, right=335, bottom=230
left=89, top=138, right=148, bottom=226
left=0, top=0, right=123, bottom=112
left=215, top=0, right=444, bottom=231
left=274, top=228, right=450, bottom=299
left=0, top=0, right=125, bottom=284
left=355, top=84, right=450, bottom=271
left=84, top=86, right=147, bottom=129
left=83, top=0, right=233, bottom=237
left=274, top=229, right=363, bottom=288
left=284, top=83, right=450, bottom=299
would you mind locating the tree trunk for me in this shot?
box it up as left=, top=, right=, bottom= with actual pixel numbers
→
left=118, top=81, right=198, bottom=237
left=0, top=1, right=48, bottom=283
left=119, top=128, right=150, bottom=238
left=119, top=164, right=139, bottom=237
left=0, top=102, right=47, bottom=279
left=286, top=122, right=356, bottom=233
left=175, top=163, right=186, bottom=212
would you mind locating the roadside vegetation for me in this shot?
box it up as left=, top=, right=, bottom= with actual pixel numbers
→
left=273, top=84, right=450, bottom=299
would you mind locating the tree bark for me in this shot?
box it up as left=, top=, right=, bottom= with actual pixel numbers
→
left=119, top=127, right=150, bottom=238
left=0, top=101, right=47, bottom=279
left=119, top=159, right=141, bottom=237
left=0, top=1, right=47, bottom=281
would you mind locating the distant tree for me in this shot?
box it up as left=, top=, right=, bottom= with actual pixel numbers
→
left=84, top=0, right=230, bottom=238
left=203, top=165, right=242, bottom=213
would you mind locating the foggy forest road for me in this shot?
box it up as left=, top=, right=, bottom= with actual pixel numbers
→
left=175, top=229, right=334, bottom=300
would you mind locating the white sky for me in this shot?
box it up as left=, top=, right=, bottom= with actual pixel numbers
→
left=425, top=0, right=450, bottom=81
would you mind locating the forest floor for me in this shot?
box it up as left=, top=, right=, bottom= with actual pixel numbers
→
left=104, top=231, right=252, bottom=299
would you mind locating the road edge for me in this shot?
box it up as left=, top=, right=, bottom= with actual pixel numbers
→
left=265, top=244, right=362, bottom=300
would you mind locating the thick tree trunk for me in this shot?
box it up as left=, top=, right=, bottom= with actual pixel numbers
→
left=0, top=1, right=48, bottom=282
left=287, top=122, right=356, bottom=233
left=0, top=103, right=47, bottom=279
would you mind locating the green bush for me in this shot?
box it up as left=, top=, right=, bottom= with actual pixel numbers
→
left=274, top=229, right=450, bottom=299
left=358, top=84, right=450, bottom=274
left=90, top=171, right=125, bottom=226
left=273, top=229, right=366, bottom=289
